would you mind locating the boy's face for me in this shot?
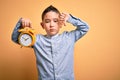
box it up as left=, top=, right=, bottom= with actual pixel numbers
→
left=41, top=11, right=61, bottom=36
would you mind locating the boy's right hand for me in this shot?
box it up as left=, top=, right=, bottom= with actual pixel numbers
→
left=21, top=18, right=32, bottom=28
left=59, top=13, right=70, bottom=26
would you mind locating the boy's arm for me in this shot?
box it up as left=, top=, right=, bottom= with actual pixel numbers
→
left=11, top=18, right=32, bottom=44
left=67, top=14, right=89, bottom=42
left=11, top=18, right=22, bottom=44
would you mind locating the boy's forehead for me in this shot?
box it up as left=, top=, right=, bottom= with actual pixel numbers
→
left=44, top=11, right=60, bottom=19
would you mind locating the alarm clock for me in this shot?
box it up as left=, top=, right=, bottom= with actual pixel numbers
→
left=18, top=27, right=36, bottom=47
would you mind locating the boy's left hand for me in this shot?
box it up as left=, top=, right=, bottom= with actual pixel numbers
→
left=59, top=13, right=70, bottom=26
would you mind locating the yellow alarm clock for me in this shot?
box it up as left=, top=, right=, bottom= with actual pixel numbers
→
left=18, top=27, right=36, bottom=47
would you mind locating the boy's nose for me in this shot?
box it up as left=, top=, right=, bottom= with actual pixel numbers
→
left=50, top=21, right=54, bottom=27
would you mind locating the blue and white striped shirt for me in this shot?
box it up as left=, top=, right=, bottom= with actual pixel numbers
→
left=12, top=15, right=89, bottom=80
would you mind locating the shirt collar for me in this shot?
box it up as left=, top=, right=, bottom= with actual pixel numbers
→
left=46, top=34, right=59, bottom=39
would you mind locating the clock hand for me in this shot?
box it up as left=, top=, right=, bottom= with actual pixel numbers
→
left=25, top=38, right=29, bottom=41
left=22, top=37, right=26, bottom=40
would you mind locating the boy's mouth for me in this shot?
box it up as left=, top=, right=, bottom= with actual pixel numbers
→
left=50, top=29, right=56, bottom=32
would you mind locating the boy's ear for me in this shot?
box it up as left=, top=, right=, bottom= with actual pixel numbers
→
left=60, top=25, right=62, bottom=28
left=58, top=22, right=62, bottom=28
left=40, top=22, right=44, bottom=29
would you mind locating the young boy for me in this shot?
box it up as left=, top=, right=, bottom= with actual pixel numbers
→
left=11, top=5, right=89, bottom=80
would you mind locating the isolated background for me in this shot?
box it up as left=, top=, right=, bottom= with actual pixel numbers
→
left=0, top=0, right=120, bottom=80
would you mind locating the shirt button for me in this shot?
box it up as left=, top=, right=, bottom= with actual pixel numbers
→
left=55, top=73, right=58, bottom=76
left=54, top=63, right=57, bottom=67
left=54, top=54, right=57, bottom=57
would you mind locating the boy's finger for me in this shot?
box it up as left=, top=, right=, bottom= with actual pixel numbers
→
left=29, top=22, right=32, bottom=28
left=22, top=21, right=25, bottom=27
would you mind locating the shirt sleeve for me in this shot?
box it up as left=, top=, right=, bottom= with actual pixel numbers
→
left=66, top=14, right=89, bottom=42
left=11, top=18, right=22, bottom=44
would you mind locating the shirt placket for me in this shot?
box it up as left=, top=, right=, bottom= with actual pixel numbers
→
left=51, top=38, right=59, bottom=80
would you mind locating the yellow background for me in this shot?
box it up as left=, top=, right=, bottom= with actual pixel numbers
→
left=0, top=0, right=120, bottom=80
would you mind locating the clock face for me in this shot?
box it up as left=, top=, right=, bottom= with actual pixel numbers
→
left=19, top=33, right=32, bottom=46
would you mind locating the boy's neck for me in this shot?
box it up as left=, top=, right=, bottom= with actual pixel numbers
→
left=46, top=34, right=59, bottom=38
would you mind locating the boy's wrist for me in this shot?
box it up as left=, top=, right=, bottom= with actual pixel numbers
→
left=18, top=18, right=22, bottom=23
left=67, top=14, right=73, bottom=23
left=15, top=18, right=23, bottom=30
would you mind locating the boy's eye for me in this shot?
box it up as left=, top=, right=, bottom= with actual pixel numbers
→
left=44, top=19, right=58, bottom=23
left=54, top=19, right=58, bottom=22
left=45, top=19, right=50, bottom=23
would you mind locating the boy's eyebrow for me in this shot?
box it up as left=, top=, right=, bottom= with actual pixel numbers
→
left=44, top=18, right=59, bottom=20
left=44, top=19, right=50, bottom=21
left=45, top=19, right=50, bottom=20
left=54, top=18, right=59, bottom=19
